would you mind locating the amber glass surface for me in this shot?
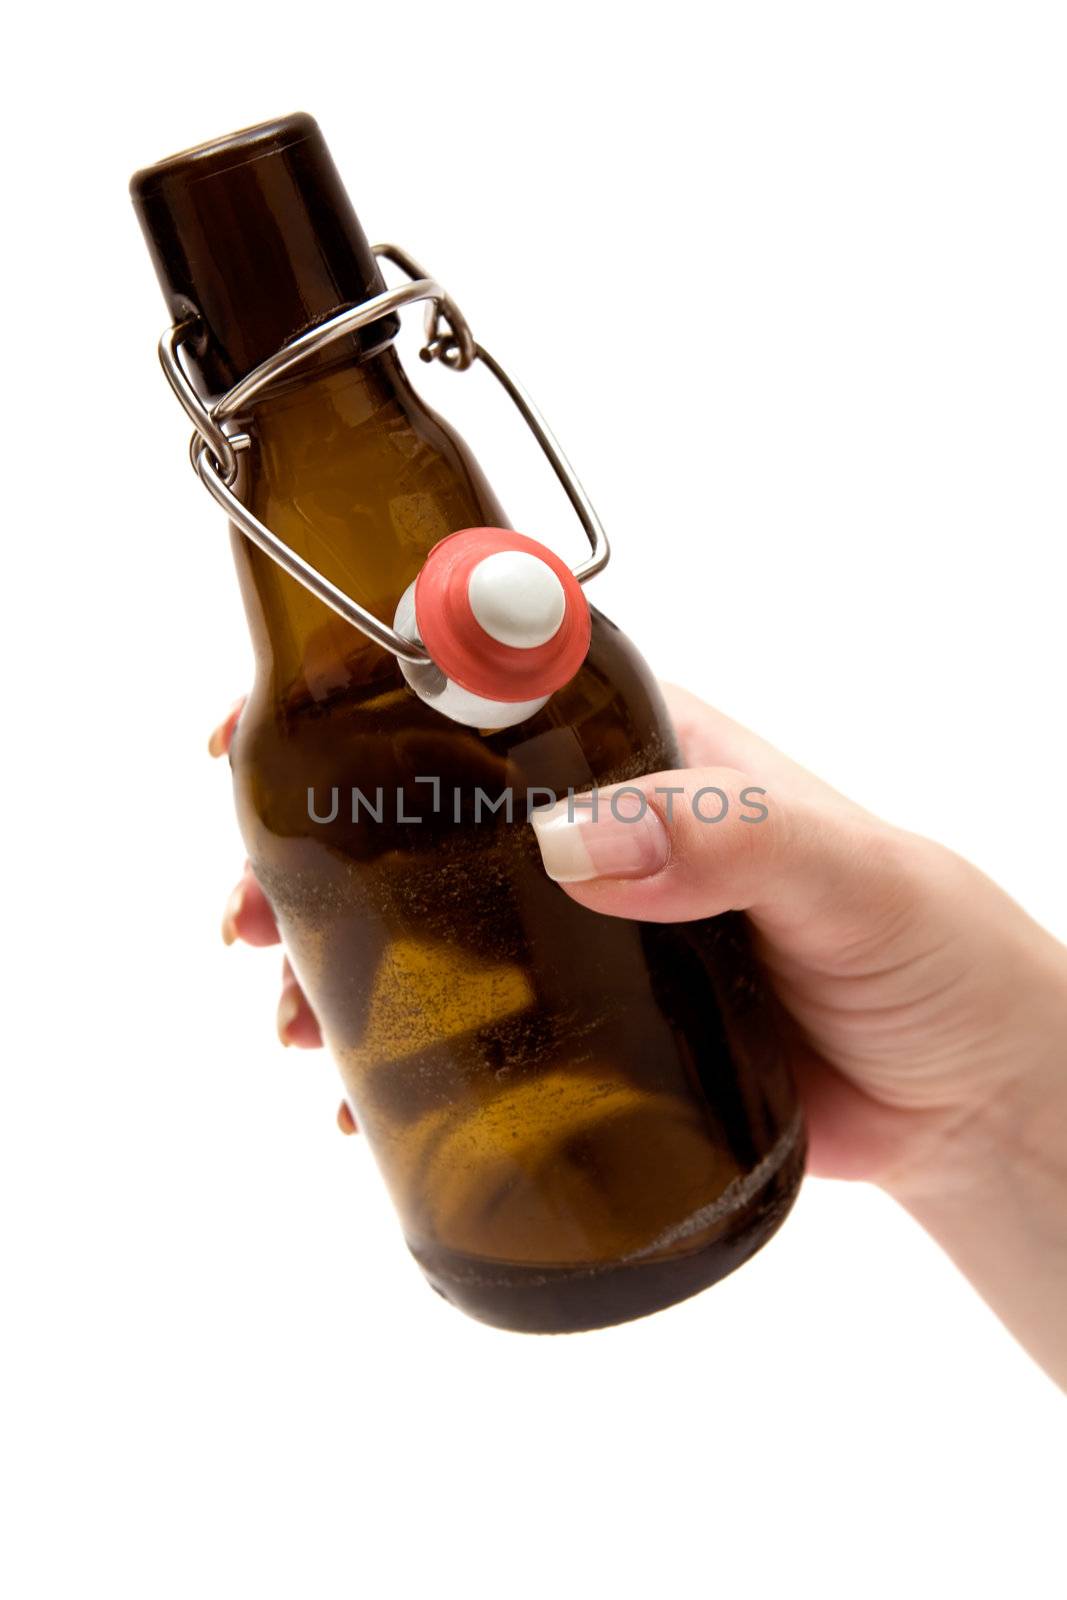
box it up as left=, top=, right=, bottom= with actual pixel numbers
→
left=226, top=349, right=803, bottom=1331
left=132, top=114, right=804, bottom=1331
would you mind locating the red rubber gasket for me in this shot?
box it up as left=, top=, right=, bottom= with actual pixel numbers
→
left=413, top=528, right=591, bottom=702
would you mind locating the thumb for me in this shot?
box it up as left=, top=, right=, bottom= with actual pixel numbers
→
left=530, top=768, right=909, bottom=952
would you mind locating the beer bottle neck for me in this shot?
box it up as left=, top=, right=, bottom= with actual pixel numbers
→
left=232, top=346, right=413, bottom=699
left=132, top=113, right=508, bottom=704
left=232, top=343, right=508, bottom=704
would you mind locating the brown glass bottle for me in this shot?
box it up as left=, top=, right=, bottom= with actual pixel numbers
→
left=132, top=114, right=804, bottom=1333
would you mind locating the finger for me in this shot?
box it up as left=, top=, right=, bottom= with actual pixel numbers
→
left=221, top=868, right=281, bottom=947
left=277, top=956, right=324, bottom=1049
left=208, top=696, right=247, bottom=758
left=791, top=1045, right=924, bottom=1180
left=660, top=683, right=863, bottom=815
left=530, top=768, right=909, bottom=963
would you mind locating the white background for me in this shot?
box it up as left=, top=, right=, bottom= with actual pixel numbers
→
left=3, top=3, right=1066, bottom=1596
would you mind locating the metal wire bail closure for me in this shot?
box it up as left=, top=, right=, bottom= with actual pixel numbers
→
left=157, top=244, right=611, bottom=687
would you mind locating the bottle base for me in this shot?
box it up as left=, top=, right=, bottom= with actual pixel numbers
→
left=408, top=1115, right=806, bottom=1334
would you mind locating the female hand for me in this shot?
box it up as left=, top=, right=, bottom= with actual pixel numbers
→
left=211, top=683, right=1067, bottom=1382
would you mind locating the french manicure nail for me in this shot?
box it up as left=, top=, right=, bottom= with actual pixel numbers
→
left=208, top=698, right=244, bottom=758
left=531, top=790, right=669, bottom=883
left=277, top=988, right=300, bottom=1046
left=221, top=883, right=244, bottom=945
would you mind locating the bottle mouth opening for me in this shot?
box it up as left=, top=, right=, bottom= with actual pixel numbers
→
left=130, top=112, right=318, bottom=201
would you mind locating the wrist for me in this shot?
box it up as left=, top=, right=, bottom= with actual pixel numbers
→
left=881, top=944, right=1067, bottom=1386
left=883, top=929, right=1067, bottom=1208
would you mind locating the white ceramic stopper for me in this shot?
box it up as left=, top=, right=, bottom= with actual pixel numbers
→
left=467, top=550, right=567, bottom=649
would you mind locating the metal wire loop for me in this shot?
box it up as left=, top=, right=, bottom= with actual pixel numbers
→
left=157, top=245, right=610, bottom=661
left=159, top=323, right=247, bottom=486
left=373, top=242, right=477, bottom=371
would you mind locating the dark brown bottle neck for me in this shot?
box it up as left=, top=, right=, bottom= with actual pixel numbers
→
left=130, top=113, right=398, bottom=399
left=132, top=115, right=509, bottom=704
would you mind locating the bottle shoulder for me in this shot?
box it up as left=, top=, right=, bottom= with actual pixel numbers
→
left=234, top=606, right=677, bottom=802
left=244, top=352, right=507, bottom=528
